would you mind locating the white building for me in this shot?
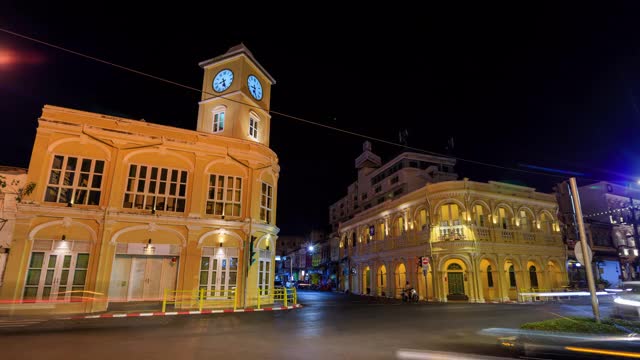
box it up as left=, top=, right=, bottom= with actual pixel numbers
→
left=0, top=167, right=28, bottom=287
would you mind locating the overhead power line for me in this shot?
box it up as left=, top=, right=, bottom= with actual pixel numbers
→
left=0, top=27, right=609, bottom=183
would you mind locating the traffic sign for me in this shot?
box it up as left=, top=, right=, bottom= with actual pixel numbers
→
left=422, top=256, right=430, bottom=266
left=574, top=241, right=592, bottom=266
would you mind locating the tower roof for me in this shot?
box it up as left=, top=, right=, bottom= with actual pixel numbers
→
left=198, top=43, right=276, bottom=84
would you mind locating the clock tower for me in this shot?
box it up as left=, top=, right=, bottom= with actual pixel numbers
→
left=196, top=44, right=276, bottom=147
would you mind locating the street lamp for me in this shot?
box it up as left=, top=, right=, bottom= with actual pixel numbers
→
left=308, top=245, right=314, bottom=252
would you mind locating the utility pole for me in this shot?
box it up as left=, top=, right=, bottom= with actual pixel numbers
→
left=629, top=197, right=640, bottom=280
left=569, top=177, right=601, bottom=323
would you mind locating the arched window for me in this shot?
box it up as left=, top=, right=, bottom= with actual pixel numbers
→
left=473, top=204, right=486, bottom=227
left=508, top=265, right=517, bottom=288
left=497, top=207, right=510, bottom=230
left=440, top=204, right=460, bottom=226
left=529, top=265, right=539, bottom=288
left=212, top=106, right=225, bottom=133
left=519, top=210, right=531, bottom=232
left=394, top=217, right=404, bottom=237
left=418, top=208, right=429, bottom=230
left=377, top=223, right=385, bottom=240
left=447, top=263, right=463, bottom=271
left=540, top=213, right=552, bottom=234
left=487, top=265, right=494, bottom=288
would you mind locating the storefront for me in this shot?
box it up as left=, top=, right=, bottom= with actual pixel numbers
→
left=108, top=243, right=180, bottom=302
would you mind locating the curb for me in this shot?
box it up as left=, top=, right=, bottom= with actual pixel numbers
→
left=61, top=304, right=303, bottom=320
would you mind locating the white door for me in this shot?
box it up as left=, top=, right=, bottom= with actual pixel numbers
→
left=108, top=256, right=131, bottom=302
left=124, top=256, right=178, bottom=301
left=143, top=258, right=163, bottom=300
left=128, top=257, right=147, bottom=300
left=200, top=255, right=238, bottom=298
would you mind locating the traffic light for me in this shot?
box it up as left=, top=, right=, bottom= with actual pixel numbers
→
left=417, top=256, right=423, bottom=268
left=249, top=236, right=257, bottom=267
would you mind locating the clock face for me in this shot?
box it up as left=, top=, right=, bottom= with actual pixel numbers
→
left=247, top=75, right=263, bottom=100
left=212, top=69, right=234, bottom=92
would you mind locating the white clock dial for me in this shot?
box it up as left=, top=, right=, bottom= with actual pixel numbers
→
left=213, top=69, right=234, bottom=92
left=247, top=75, right=263, bottom=100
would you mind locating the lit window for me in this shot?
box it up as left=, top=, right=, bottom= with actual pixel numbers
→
left=473, top=205, right=486, bottom=227
left=540, top=213, right=553, bottom=233
left=440, top=204, right=460, bottom=226
left=212, top=109, right=225, bottom=133
left=122, top=164, right=188, bottom=212
left=260, top=182, right=273, bottom=224
left=206, top=174, right=242, bottom=217
left=520, top=210, right=531, bottom=232
left=45, top=155, right=105, bottom=205
left=497, top=207, right=510, bottom=229
left=249, top=117, right=259, bottom=139
left=419, top=209, right=429, bottom=230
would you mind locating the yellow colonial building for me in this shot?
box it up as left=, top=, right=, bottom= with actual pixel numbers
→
left=335, top=145, right=568, bottom=302
left=0, top=44, right=280, bottom=314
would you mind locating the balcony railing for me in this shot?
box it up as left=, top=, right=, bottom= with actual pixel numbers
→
left=522, top=232, right=535, bottom=242
left=438, top=225, right=466, bottom=241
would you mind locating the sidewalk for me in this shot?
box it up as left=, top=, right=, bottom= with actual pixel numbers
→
left=64, top=303, right=303, bottom=320
left=0, top=301, right=303, bottom=322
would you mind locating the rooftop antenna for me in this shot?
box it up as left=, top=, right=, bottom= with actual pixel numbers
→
left=399, top=129, right=409, bottom=149
left=445, top=136, right=455, bottom=155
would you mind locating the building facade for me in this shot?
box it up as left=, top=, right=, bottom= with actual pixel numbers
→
left=333, top=146, right=567, bottom=302
left=556, top=181, right=640, bottom=287
left=0, top=167, right=29, bottom=288
left=0, top=44, right=280, bottom=314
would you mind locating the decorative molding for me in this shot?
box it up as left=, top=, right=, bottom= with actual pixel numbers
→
left=197, top=228, right=244, bottom=248
left=47, top=137, right=112, bottom=161
left=28, top=219, right=97, bottom=243
left=110, top=224, right=186, bottom=246
left=62, top=217, right=73, bottom=228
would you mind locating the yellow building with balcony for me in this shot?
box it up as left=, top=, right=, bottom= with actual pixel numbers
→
left=337, top=154, right=567, bottom=303
left=0, top=44, right=280, bottom=314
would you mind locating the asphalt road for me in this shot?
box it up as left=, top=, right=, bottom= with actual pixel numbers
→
left=0, top=292, right=617, bottom=359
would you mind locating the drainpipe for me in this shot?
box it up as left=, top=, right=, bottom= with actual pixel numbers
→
left=242, top=166, right=254, bottom=308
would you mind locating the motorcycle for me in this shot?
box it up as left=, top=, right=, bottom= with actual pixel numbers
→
left=402, top=288, right=419, bottom=302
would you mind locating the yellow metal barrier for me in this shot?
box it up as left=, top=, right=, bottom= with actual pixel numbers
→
left=162, top=289, right=200, bottom=312
left=257, top=286, right=297, bottom=309
left=199, top=288, right=238, bottom=311
left=162, top=288, right=238, bottom=312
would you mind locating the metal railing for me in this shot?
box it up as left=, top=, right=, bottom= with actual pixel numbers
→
left=257, top=286, right=297, bottom=309
left=162, top=288, right=238, bottom=312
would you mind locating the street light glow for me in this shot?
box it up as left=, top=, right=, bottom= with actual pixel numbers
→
left=308, top=245, right=314, bottom=252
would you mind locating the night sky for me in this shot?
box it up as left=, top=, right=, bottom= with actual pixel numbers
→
left=2, top=4, right=640, bottom=235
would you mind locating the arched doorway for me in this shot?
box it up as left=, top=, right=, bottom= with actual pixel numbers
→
left=395, top=263, right=407, bottom=298
left=446, top=263, right=466, bottom=300
left=504, top=260, right=519, bottom=300
left=529, top=265, right=539, bottom=289
left=363, top=266, right=371, bottom=295
left=547, top=260, right=563, bottom=290
left=480, top=258, right=499, bottom=302
left=377, top=265, right=387, bottom=296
